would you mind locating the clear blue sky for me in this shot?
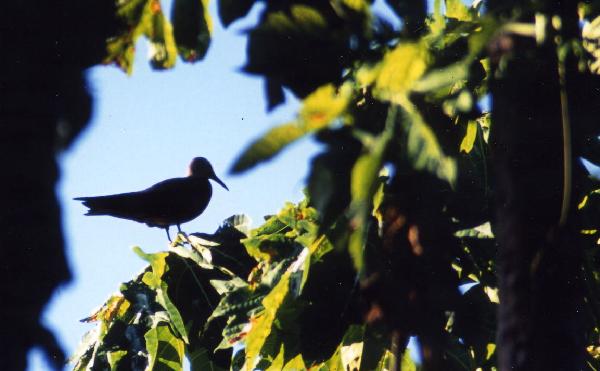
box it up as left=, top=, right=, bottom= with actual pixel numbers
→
left=26, top=1, right=497, bottom=369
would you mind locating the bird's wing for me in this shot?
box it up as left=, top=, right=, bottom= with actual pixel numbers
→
left=74, top=191, right=155, bottom=221
left=74, top=177, right=209, bottom=226
left=144, top=177, right=212, bottom=217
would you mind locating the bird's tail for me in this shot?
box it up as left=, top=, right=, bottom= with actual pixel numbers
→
left=74, top=195, right=133, bottom=216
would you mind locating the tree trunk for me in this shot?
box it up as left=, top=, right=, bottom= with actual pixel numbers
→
left=488, top=1, right=586, bottom=369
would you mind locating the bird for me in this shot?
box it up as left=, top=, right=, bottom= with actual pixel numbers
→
left=74, top=157, right=228, bottom=241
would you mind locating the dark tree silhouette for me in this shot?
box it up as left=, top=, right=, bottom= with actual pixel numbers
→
left=0, top=2, right=118, bottom=369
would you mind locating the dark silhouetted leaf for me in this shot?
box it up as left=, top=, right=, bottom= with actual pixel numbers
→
left=218, top=0, right=255, bottom=27
left=172, top=0, right=211, bottom=62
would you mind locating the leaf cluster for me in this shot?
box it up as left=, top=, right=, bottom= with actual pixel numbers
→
left=75, top=0, right=600, bottom=369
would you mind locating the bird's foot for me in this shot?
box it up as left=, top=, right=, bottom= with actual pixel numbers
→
left=170, top=231, right=190, bottom=246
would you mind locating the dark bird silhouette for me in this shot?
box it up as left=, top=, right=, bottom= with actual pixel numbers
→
left=75, top=157, right=228, bottom=240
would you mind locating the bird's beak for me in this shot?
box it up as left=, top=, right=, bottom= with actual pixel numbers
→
left=211, top=175, right=229, bottom=191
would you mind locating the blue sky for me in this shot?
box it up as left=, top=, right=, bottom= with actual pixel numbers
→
left=26, top=1, right=481, bottom=369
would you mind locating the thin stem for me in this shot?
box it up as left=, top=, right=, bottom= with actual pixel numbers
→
left=557, top=44, right=572, bottom=226
left=390, top=330, right=400, bottom=371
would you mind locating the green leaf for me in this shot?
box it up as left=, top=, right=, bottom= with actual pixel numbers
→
left=400, top=350, right=418, bottom=371
left=348, top=152, right=382, bottom=272
left=156, top=282, right=190, bottom=343
left=412, top=62, right=469, bottom=94
left=208, top=286, right=262, bottom=320
left=316, top=343, right=343, bottom=370
left=360, top=325, right=389, bottom=370
left=299, top=84, right=352, bottom=130
left=445, top=0, right=473, bottom=22
left=453, top=285, right=497, bottom=365
left=374, top=43, right=430, bottom=103
left=218, top=0, right=255, bottom=27
left=69, top=328, right=98, bottom=370
left=169, top=243, right=213, bottom=269
left=103, top=0, right=148, bottom=73
left=187, top=347, right=226, bottom=371
left=374, top=350, right=393, bottom=371
left=428, top=0, right=445, bottom=35
left=244, top=272, right=292, bottom=369
left=172, top=0, right=212, bottom=62
left=231, top=123, right=305, bottom=174
left=265, top=345, right=285, bottom=371
left=142, top=3, right=178, bottom=70
left=283, top=354, right=307, bottom=370
left=460, top=120, right=478, bottom=153
left=223, top=214, right=253, bottom=236
left=145, top=324, right=185, bottom=371
left=348, top=107, right=396, bottom=273
left=454, top=222, right=494, bottom=239
left=289, top=5, right=327, bottom=30
left=210, top=277, right=248, bottom=295
left=340, top=325, right=365, bottom=370
left=133, top=246, right=168, bottom=279
left=243, top=233, right=291, bottom=262
left=107, top=350, right=127, bottom=370
left=402, top=103, right=457, bottom=184
left=232, top=84, right=351, bottom=174
left=133, top=247, right=189, bottom=343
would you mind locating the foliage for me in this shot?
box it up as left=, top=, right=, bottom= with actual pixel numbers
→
left=103, top=0, right=211, bottom=73
left=73, top=0, right=600, bottom=370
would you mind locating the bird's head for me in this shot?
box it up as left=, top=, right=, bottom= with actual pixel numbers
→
left=188, top=157, right=229, bottom=190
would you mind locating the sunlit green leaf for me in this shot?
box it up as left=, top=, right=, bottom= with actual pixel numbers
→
left=233, top=84, right=351, bottom=174
left=145, top=4, right=177, bottom=69
left=400, top=349, right=418, bottom=371
left=282, top=354, right=307, bottom=371
left=244, top=272, right=291, bottom=370
left=317, top=343, right=344, bottom=371
left=428, top=0, right=445, bottom=35
left=231, top=123, right=305, bottom=174
left=300, top=84, right=352, bottom=129
left=69, top=328, right=98, bottom=370
left=265, top=345, right=285, bottom=371
left=133, top=246, right=168, bottom=279
left=445, top=0, right=473, bottom=21
left=374, top=43, right=430, bottom=103
left=107, top=350, right=127, bottom=370
left=283, top=354, right=307, bottom=370
left=133, top=247, right=190, bottom=343
left=145, top=324, right=185, bottom=371
left=455, top=222, right=494, bottom=239
left=340, top=325, right=364, bottom=370
left=373, top=350, right=394, bottom=371
left=460, top=120, right=478, bottom=153
left=103, top=0, right=149, bottom=73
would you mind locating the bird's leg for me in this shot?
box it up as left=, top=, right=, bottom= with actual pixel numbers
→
left=176, top=224, right=190, bottom=243
left=166, top=227, right=172, bottom=242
